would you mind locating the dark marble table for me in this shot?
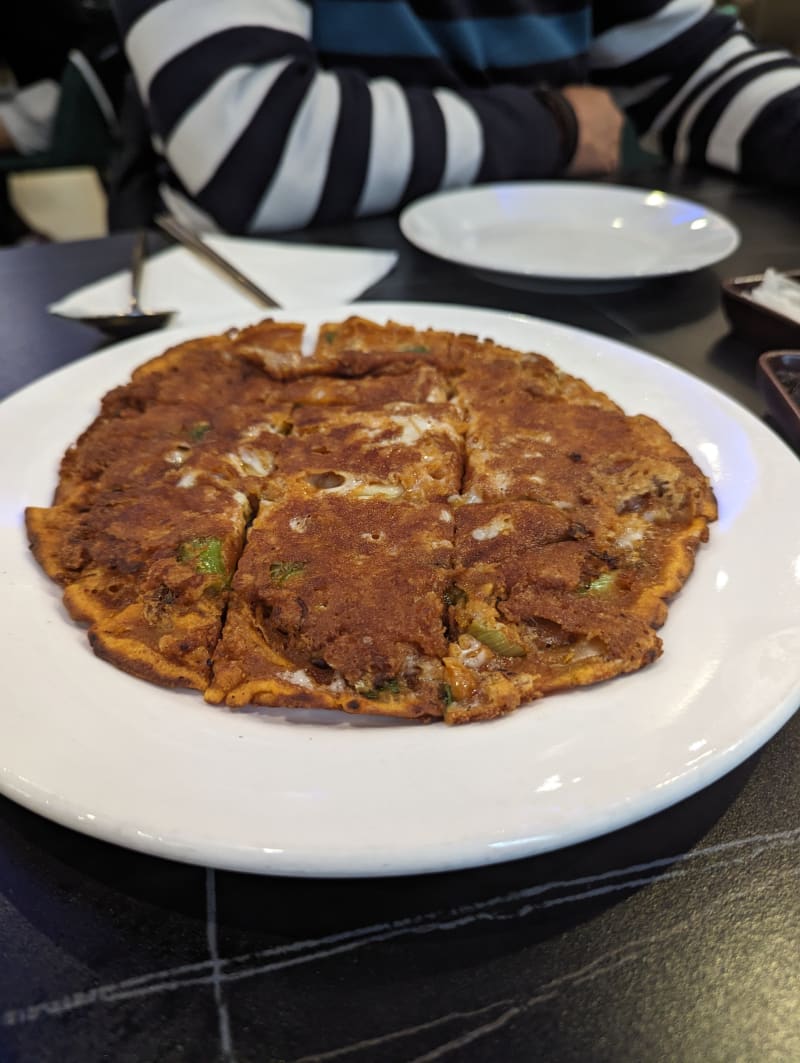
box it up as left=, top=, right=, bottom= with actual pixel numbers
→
left=1, top=166, right=798, bottom=1063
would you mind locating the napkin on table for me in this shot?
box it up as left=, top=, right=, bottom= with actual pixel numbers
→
left=48, top=234, right=399, bottom=328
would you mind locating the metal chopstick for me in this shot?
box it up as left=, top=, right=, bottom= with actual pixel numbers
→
left=154, top=213, right=281, bottom=308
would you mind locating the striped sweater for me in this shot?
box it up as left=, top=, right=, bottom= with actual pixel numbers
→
left=113, top=0, right=800, bottom=233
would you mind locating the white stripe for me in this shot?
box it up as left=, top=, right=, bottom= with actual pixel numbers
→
left=127, top=0, right=310, bottom=98
left=433, top=88, right=483, bottom=189
left=167, top=60, right=290, bottom=194
left=356, top=79, right=413, bottom=217
left=639, top=33, right=754, bottom=152
left=590, top=0, right=713, bottom=70
left=249, top=71, right=341, bottom=232
left=673, top=50, right=789, bottom=164
left=706, top=66, right=800, bottom=171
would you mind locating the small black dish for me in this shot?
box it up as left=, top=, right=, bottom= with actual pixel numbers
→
left=721, top=270, right=800, bottom=351
left=757, top=350, right=800, bottom=452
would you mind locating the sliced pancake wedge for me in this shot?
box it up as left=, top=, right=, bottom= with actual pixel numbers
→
left=207, top=496, right=454, bottom=719
left=28, top=469, right=252, bottom=690
left=442, top=501, right=664, bottom=723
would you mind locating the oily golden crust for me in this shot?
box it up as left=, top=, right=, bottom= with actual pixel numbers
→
left=314, top=316, right=454, bottom=361
left=205, top=597, right=441, bottom=720
left=453, top=338, right=622, bottom=412
left=88, top=600, right=221, bottom=691
left=124, top=332, right=281, bottom=409
left=272, top=402, right=465, bottom=502
left=281, top=363, right=449, bottom=406
left=208, top=496, right=451, bottom=717
left=439, top=501, right=664, bottom=722
left=28, top=316, right=717, bottom=724
left=30, top=458, right=250, bottom=688
left=26, top=504, right=85, bottom=583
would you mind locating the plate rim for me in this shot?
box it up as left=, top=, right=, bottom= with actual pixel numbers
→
left=399, top=181, right=741, bottom=281
left=2, top=301, right=798, bottom=877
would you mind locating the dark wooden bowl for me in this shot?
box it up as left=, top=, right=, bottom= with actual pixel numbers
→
left=721, top=271, right=800, bottom=351
left=757, top=350, right=800, bottom=452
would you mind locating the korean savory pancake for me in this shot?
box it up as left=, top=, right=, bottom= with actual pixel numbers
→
left=25, top=316, right=716, bottom=723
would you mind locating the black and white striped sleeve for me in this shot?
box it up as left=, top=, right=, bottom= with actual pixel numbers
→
left=114, top=0, right=569, bottom=233
left=590, top=0, right=800, bottom=185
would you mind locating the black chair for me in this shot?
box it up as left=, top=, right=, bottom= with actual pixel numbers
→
left=0, top=47, right=122, bottom=242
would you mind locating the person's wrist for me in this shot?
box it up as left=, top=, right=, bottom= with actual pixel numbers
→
left=533, top=86, right=579, bottom=174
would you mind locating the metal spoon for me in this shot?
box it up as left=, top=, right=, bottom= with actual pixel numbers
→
left=60, top=230, right=176, bottom=339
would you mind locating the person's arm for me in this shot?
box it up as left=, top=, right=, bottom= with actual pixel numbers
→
left=114, top=0, right=579, bottom=233
left=590, top=0, right=800, bottom=185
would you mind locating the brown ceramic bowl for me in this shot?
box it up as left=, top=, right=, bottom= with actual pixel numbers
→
left=757, top=350, right=800, bottom=452
left=721, top=270, right=800, bottom=351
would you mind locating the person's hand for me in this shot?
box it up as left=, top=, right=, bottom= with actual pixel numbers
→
left=560, top=85, right=625, bottom=177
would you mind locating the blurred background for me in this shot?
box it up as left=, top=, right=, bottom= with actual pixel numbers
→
left=1, top=0, right=797, bottom=245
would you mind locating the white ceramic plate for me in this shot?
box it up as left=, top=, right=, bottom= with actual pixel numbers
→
left=2, top=303, right=798, bottom=877
left=399, top=183, right=740, bottom=287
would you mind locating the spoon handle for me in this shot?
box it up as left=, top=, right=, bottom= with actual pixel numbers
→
left=130, top=229, right=148, bottom=314
left=155, top=214, right=281, bottom=309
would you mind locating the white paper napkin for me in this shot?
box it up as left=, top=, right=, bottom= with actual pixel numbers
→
left=49, top=234, right=399, bottom=328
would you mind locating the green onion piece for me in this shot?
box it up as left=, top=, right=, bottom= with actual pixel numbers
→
left=467, top=620, right=525, bottom=657
left=189, top=421, right=211, bottom=441
left=398, top=344, right=430, bottom=353
left=323, top=330, right=337, bottom=344
left=581, top=571, right=617, bottom=595
left=355, top=677, right=401, bottom=700
left=269, top=560, right=306, bottom=585
left=177, top=536, right=226, bottom=576
left=441, top=683, right=454, bottom=707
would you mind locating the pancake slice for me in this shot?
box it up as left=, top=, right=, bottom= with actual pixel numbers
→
left=207, top=496, right=454, bottom=719
left=28, top=473, right=252, bottom=690
left=442, top=501, right=664, bottom=723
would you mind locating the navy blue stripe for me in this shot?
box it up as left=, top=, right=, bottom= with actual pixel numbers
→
left=196, top=60, right=315, bottom=233
left=311, top=69, right=372, bottom=225
left=317, top=50, right=588, bottom=89
left=592, top=0, right=674, bottom=37
left=148, top=27, right=312, bottom=140
left=466, top=84, right=563, bottom=180
left=591, top=10, right=737, bottom=89
left=657, top=46, right=781, bottom=160
left=622, top=30, right=751, bottom=134
left=113, top=0, right=165, bottom=37
left=739, top=85, right=800, bottom=185
left=399, top=86, right=447, bottom=204
left=313, top=3, right=591, bottom=68
left=318, top=52, right=463, bottom=88
left=338, top=0, right=587, bottom=14
left=686, top=56, right=800, bottom=166
left=498, top=53, right=588, bottom=86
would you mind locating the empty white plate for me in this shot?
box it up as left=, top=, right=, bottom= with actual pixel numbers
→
left=399, top=182, right=740, bottom=288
